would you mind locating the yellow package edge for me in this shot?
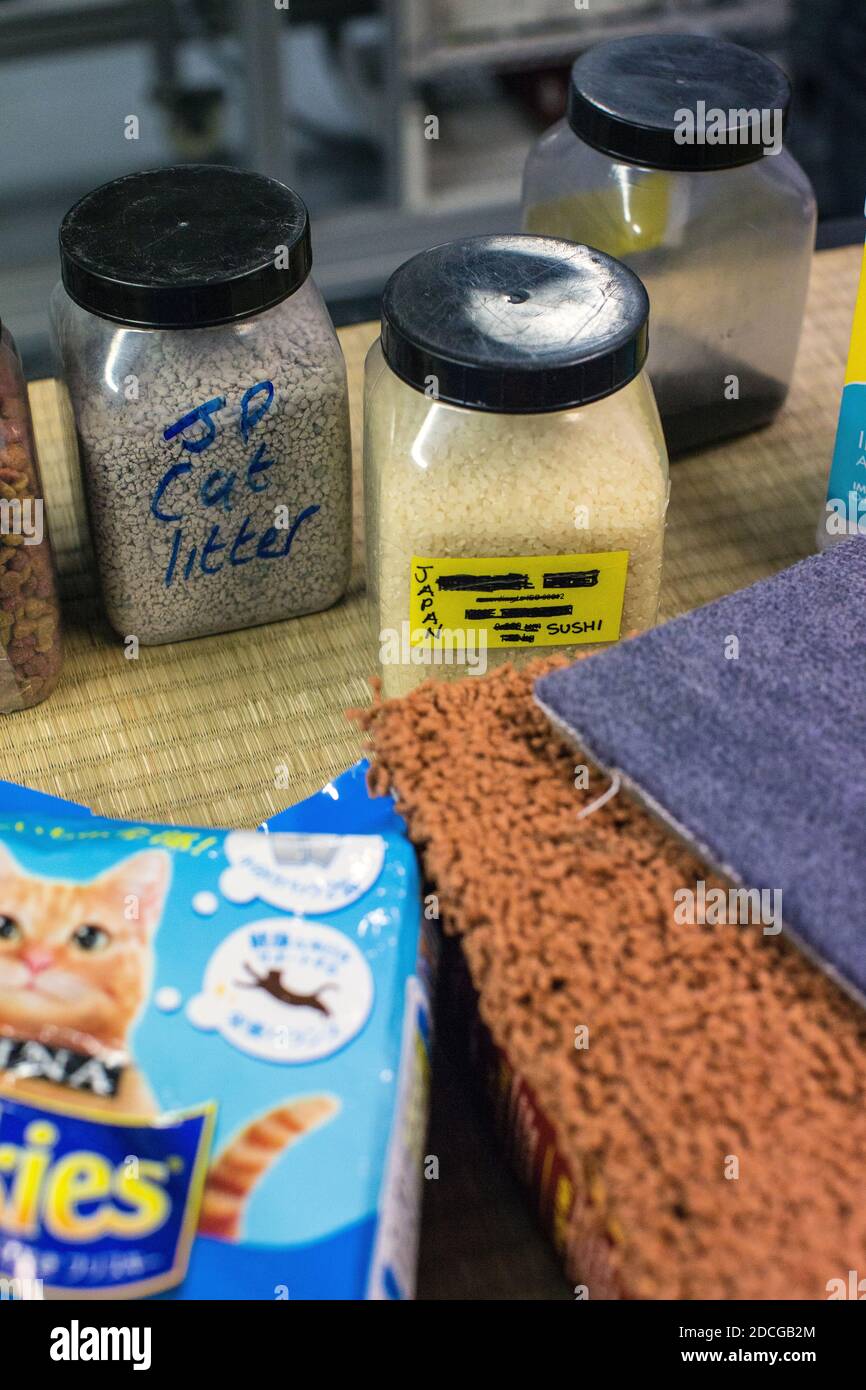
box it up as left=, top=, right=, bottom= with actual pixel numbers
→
left=844, top=243, right=866, bottom=386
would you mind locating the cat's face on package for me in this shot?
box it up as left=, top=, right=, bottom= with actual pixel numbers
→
left=0, top=844, right=170, bottom=1053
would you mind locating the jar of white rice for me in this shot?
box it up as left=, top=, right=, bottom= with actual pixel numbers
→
left=364, top=234, right=669, bottom=698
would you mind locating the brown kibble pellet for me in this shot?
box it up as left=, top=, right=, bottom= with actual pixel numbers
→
left=1, top=396, right=26, bottom=421
left=35, top=618, right=56, bottom=653
left=22, top=655, right=50, bottom=677
left=0, top=443, right=28, bottom=469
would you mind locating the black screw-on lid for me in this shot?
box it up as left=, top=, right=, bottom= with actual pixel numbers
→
left=380, top=235, right=649, bottom=414
left=59, top=165, right=312, bottom=328
left=567, top=34, right=791, bottom=171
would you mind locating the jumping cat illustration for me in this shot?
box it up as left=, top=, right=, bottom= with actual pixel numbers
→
left=237, top=960, right=337, bottom=1016
left=0, top=843, right=337, bottom=1243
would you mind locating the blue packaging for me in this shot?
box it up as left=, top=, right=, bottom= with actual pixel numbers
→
left=0, top=806, right=430, bottom=1300
left=820, top=235, right=866, bottom=545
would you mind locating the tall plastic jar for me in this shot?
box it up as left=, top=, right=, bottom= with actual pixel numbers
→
left=522, top=35, right=817, bottom=456
left=51, top=166, right=352, bottom=645
left=0, top=320, right=63, bottom=711
left=365, top=234, right=669, bottom=698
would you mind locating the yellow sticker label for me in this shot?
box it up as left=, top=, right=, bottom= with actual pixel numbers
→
left=409, top=551, right=629, bottom=651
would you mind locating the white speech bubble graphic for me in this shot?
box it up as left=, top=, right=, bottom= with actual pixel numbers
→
left=219, top=831, right=385, bottom=915
left=186, top=917, right=374, bottom=1063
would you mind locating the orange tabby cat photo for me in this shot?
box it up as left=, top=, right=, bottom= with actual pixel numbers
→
left=0, top=842, right=337, bottom=1241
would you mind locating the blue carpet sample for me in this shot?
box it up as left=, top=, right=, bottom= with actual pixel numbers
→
left=534, top=538, right=866, bottom=1003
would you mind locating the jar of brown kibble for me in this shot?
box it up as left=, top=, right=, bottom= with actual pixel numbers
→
left=0, top=320, right=63, bottom=711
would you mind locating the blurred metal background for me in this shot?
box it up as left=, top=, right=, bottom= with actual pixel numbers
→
left=0, top=0, right=860, bottom=372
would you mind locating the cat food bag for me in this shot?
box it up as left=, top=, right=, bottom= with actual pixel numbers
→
left=0, top=812, right=431, bottom=1300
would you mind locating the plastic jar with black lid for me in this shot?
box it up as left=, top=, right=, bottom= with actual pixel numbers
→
left=364, top=234, right=669, bottom=698
left=51, top=166, right=352, bottom=645
left=522, top=35, right=817, bottom=456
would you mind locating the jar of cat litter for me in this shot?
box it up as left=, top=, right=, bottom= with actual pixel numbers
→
left=51, top=166, right=352, bottom=645
left=522, top=35, right=817, bottom=455
left=0, top=319, right=63, bottom=711
left=364, top=234, right=669, bottom=698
